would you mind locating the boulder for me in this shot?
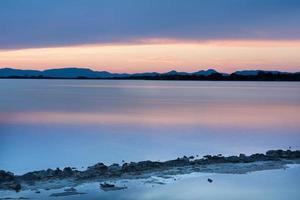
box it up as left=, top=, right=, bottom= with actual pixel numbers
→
left=8, top=182, right=21, bottom=192
left=0, top=170, right=14, bottom=182
left=88, top=163, right=108, bottom=172
left=249, top=153, right=268, bottom=161
left=225, top=156, right=240, bottom=163
left=63, top=167, right=74, bottom=177
left=108, top=164, right=122, bottom=176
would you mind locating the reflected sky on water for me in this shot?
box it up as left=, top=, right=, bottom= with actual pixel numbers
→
left=0, top=80, right=300, bottom=174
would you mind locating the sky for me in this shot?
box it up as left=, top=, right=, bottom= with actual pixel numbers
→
left=0, top=0, right=300, bottom=73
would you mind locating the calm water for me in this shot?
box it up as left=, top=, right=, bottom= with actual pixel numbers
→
left=0, top=80, right=300, bottom=174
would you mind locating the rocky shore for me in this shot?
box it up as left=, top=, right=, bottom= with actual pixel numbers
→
left=1, top=149, right=300, bottom=192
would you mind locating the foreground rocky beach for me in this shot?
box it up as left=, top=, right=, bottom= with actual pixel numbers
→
left=1, top=149, right=300, bottom=193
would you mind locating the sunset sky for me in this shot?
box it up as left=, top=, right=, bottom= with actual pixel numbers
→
left=1, top=0, right=300, bottom=73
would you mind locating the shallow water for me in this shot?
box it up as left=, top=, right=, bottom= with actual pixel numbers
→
left=1, top=165, right=300, bottom=200
left=0, top=80, right=300, bottom=174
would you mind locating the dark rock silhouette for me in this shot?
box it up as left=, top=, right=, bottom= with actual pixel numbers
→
left=1, top=67, right=299, bottom=81
left=0, top=149, right=299, bottom=191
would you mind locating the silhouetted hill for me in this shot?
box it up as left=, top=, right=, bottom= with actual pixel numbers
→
left=0, top=67, right=128, bottom=79
left=0, top=67, right=299, bottom=81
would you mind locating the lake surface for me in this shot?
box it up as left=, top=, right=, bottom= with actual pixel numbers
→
left=0, top=80, right=300, bottom=174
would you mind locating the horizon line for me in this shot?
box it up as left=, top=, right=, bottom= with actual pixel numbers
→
left=1, top=66, right=299, bottom=74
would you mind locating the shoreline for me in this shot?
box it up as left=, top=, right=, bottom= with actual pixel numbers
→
left=1, top=149, right=300, bottom=192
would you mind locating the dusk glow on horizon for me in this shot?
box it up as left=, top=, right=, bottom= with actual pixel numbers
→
left=1, top=0, right=300, bottom=72
left=1, top=40, right=300, bottom=73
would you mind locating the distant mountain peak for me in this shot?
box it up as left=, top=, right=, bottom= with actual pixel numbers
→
left=0, top=67, right=298, bottom=81
left=193, top=69, right=218, bottom=76
left=233, top=70, right=290, bottom=76
left=164, top=70, right=189, bottom=76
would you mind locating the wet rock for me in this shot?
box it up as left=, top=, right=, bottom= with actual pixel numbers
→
left=225, top=156, right=240, bottom=163
left=266, top=150, right=282, bottom=158
left=203, top=155, right=212, bottom=159
left=238, top=153, right=253, bottom=162
left=239, top=153, right=246, bottom=159
left=8, top=182, right=21, bottom=192
left=21, top=172, right=40, bottom=181
left=265, top=149, right=300, bottom=159
left=0, top=170, right=14, bottom=182
left=100, top=182, right=115, bottom=188
left=122, top=161, right=162, bottom=172
left=100, top=182, right=127, bottom=191
left=292, top=150, right=300, bottom=158
left=108, top=164, right=122, bottom=176
left=64, top=187, right=76, bottom=192
left=62, top=167, right=73, bottom=177
left=144, top=178, right=166, bottom=185
left=21, top=169, right=57, bottom=181
left=164, top=157, right=190, bottom=167
left=87, top=163, right=108, bottom=172
left=108, top=163, right=121, bottom=172
left=1, top=149, right=300, bottom=191
left=249, top=153, right=268, bottom=161
left=53, top=168, right=63, bottom=176
left=49, top=190, right=86, bottom=197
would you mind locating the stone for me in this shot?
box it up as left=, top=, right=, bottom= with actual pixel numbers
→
left=8, top=182, right=21, bottom=192
left=0, top=170, right=14, bottom=182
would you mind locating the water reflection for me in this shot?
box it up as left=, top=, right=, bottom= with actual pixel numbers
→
left=0, top=80, right=300, bottom=174
left=1, top=103, right=299, bottom=129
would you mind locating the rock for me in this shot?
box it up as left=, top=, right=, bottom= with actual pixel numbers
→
left=8, top=182, right=21, bottom=192
left=21, top=170, right=45, bottom=181
left=63, top=167, right=73, bottom=177
left=50, top=191, right=86, bottom=197
left=144, top=178, right=166, bottom=185
left=108, top=164, right=122, bottom=176
left=239, top=153, right=246, bottom=159
left=122, top=161, right=162, bottom=172
left=100, top=182, right=127, bottom=192
left=266, top=150, right=281, bottom=158
left=204, top=155, right=212, bottom=159
left=54, top=168, right=63, bottom=176
left=108, top=163, right=121, bottom=172
left=225, top=156, right=240, bottom=163
left=291, top=150, right=300, bottom=158
left=164, top=157, right=190, bottom=167
left=64, top=187, right=77, bottom=192
left=100, top=182, right=115, bottom=188
left=87, top=163, right=108, bottom=171
left=249, top=153, right=268, bottom=161
left=0, top=170, right=14, bottom=182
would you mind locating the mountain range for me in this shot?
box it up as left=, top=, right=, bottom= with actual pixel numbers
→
left=0, top=67, right=299, bottom=81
